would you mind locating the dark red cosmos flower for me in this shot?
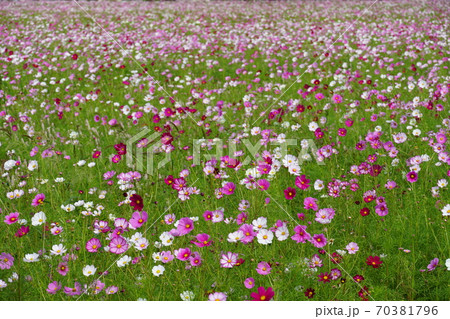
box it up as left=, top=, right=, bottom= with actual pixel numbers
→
left=235, top=258, right=245, bottom=266
left=72, top=53, right=78, bottom=60
left=114, top=143, right=127, bottom=155
left=353, top=274, right=365, bottom=283
left=15, top=226, right=30, bottom=237
left=369, top=165, right=383, bottom=177
left=284, top=187, right=297, bottom=200
left=296, top=104, right=305, bottom=113
left=358, top=286, right=371, bottom=301
left=366, top=256, right=383, bottom=268
left=304, top=288, right=315, bottom=299
left=331, top=252, right=343, bottom=264
left=130, top=194, right=144, bottom=211
left=250, top=286, right=274, bottom=301
left=164, top=175, right=174, bottom=186
left=318, top=272, right=331, bottom=283
left=360, top=207, right=370, bottom=216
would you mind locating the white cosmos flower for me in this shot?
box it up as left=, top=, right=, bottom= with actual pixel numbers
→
left=152, top=265, right=165, bottom=277
left=23, top=253, right=40, bottom=263
left=257, top=229, right=274, bottom=245
left=227, top=230, right=244, bottom=243
left=441, top=204, right=450, bottom=217
left=27, top=160, right=38, bottom=171
left=252, top=217, right=267, bottom=231
left=180, top=291, right=195, bottom=301
left=117, top=255, right=132, bottom=267
left=31, top=211, right=46, bottom=226
left=50, top=244, right=67, bottom=256
left=275, top=226, right=289, bottom=241
left=83, top=265, right=97, bottom=277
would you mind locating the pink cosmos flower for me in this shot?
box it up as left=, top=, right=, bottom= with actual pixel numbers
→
left=295, top=175, right=310, bottom=190
left=311, top=233, right=327, bottom=248
left=257, top=179, right=270, bottom=190
left=208, top=292, right=227, bottom=301
left=256, top=261, right=272, bottom=275
left=0, top=253, right=14, bottom=270
left=189, top=251, right=202, bottom=267
left=222, top=182, right=236, bottom=195
left=427, top=258, right=439, bottom=271
left=85, top=238, right=102, bottom=253
left=176, top=248, right=191, bottom=261
left=106, top=286, right=119, bottom=295
left=406, top=171, right=418, bottom=183
left=239, top=224, right=256, bottom=244
left=257, top=163, right=272, bottom=175
left=64, top=282, right=82, bottom=296
left=130, top=211, right=148, bottom=229
left=177, top=217, right=194, bottom=236
left=164, top=213, right=176, bottom=224
left=304, top=197, right=319, bottom=211
left=46, top=281, right=62, bottom=294
left=57, top=262, right=69, bottom=276
left=346, top=242, right=359, bottom=254
left=244, top=277, right=255, bottom=289
left=109, top=237, right=128, bottom=254
left=203, top=210, right=213, bottom=221
left=375, top=204, right=388, bottom=216
left=191, top=233, right=212, bottom=247
left=291, top=225, right=311, bottom=243
left=31, top=193, right=45, bottom=206
left=160, top=251, right=174, bottom=263
left=332, top=94, right=343, bottom=103
left=4, top=212, right=19, bottom=224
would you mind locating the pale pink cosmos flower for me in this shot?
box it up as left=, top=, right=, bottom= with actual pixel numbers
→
left=346, top=242, right=359, bottom=254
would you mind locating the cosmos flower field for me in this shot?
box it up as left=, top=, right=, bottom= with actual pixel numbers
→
left=0, top=0, right=449, bottom=302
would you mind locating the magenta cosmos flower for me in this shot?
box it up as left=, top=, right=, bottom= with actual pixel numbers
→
left=177, top=217, right=194, bottom=236
left=406, top=171, right=418, bottom=183
left=191, top=233, right=212, bottom=247
left=222, top=182, right=236, bottom=195
left=250, top=286, right=274, bottom=301
left=176, top=248, right=191, bottom=261
left=109, top=237, right=128, bottom=254
left=304, top=197, right=319, bottom=211
left=295, top=175, right=310, bottom=190
left=244, top=277, right=255, bottom=289
left=15, top=226, right=29, bottom=237
left=31, top=193, right=45, bottom=206
left=311, top=233, right=327, bottom=248
left=332, top=94, right=343, bottom=104
left=4, top=212, right=19, bottom=224
left=257, top=179, right=270, bottom=190
left=284, top=187, right=296, bottom=200
left=86, top=238, right=102, bottom=253
left=130, top=211, right=148, bottom=229
left=291, top=225, right=311, bottom=243
left=256, top=261, right=272, bottom=275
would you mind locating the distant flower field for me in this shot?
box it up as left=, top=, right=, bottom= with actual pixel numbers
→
left=0, top=0, right=448, bottom=301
